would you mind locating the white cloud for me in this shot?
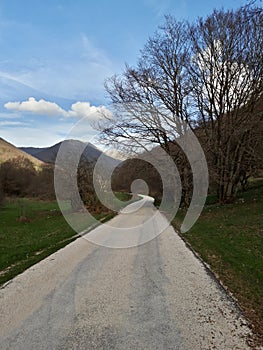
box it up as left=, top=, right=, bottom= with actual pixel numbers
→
left=5, top=97, right=66, bottom=117
left=0, top=120, right=27, bottom=126
left=0, top=112, right=22, bottom=119
left=4, top=97, right=111, bottom=120
left=103, top=148, right=128, bottom=161
left=195, top=40, right=253, bottom=112
left=67, top=101, right=111, bottom=120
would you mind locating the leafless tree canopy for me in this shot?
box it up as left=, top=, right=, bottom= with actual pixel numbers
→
left=188, top=7, right=262, bottom=202
left=100, top=17, right=192, bottom=154
left=98, top=5, right=263, bottom=204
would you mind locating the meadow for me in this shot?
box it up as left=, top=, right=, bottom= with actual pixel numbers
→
left=173, top=179, right=263, bottom=343
left=0, top=192, right=132, bottom=286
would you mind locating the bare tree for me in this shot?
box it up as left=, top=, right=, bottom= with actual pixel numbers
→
left=0, top=183, right=4, bottom=206
left=112, top=158, right=162, bottom=197
left=30, top=164, right=56, bottom=200
left=101, top=17, right=192, bottom=150
left=98, top=17, right=196, bottom=205
left=98, top=6, right=262, bottom=204
left=77, top=158, right=99, bottom=209
left=188, top=7, right=263, bottom=202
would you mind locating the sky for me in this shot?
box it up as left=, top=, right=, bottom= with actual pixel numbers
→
left=0, top=0, right=257, bottom=147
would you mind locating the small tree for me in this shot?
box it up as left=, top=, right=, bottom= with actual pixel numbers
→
left=0, top=156, right=36, bottom=197
left=30, top=164, right=56, bottom=200
left=0, top=183, right=5, bottom=206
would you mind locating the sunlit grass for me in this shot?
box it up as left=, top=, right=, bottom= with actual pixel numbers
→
left=173, top=179, right=263, bottom=340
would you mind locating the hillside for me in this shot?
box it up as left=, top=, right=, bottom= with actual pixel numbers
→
left=0, top=137, right=44, bottom=167
left=21, top=139, right=120, bottom=166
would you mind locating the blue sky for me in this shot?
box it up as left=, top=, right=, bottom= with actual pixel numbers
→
left=0, top=0, right=255, bottom=147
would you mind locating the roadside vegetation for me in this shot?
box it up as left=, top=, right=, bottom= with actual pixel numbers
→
left=103, top=4, right=262, bottom=343
left=0, top=199, right=76, bottom=286
left=0, top=1, right=262, bottom=345
left=173, top=178, right=263, bottom=344
left=0, top=152, right=134, bottom=288
left=0, top=192, right=132, bottom=287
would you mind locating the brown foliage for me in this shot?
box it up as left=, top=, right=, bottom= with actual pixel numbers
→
left=112, top=158, right=162, bottom=199
left=0, top=156, right=37, bottom=197
left=0, top=157, right=56, bottom=200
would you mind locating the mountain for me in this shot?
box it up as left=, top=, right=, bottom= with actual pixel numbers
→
left=20, top=139, right=120, bottom=167
left=18, top=146, right=49, bottom=156
left=0, top=137, right=44, bottom=167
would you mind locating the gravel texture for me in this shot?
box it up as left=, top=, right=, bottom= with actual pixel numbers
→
left=0, top=200, right=253, bottom=349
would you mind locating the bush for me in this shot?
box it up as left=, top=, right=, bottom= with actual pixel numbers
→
left=0, top=185, right=5, bottom=206
left=0, top=156, right=36, bottom=197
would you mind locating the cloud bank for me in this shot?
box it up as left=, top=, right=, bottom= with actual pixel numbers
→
left=4, top=97, right=111, bottom=120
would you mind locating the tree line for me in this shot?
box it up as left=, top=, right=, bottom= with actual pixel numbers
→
left=0, top=156, right=109, bottom=214
left=98, top=4, right=263, bottom=204
left=0, top=157, right=55, bottom=203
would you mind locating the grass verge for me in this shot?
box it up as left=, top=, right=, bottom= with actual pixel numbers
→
left=172, top=179, right=263, bottom=344
left=0, top=192, right=137, bottom=287
left=0, top=198, right=113, bottom=286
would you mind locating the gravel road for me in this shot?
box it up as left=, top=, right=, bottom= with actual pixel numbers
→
left=0, top=198, right=253, bottom=349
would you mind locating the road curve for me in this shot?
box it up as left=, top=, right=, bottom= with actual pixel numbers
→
left=0, top=198, right=252, bottom=349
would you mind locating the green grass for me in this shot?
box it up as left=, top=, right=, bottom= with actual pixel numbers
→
left=113, top=191, right=139, bottom=210
left=173, top=179, right=263, bottom=342
left=0, top=198, right=110, bottom=286
left=0, top=193, right=137, bottom=287
left=114, top=191, right=132, bottom=202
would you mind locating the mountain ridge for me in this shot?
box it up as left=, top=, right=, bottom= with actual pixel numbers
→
left=0, top=136, right=120, bottom=169
left=0, top=137, right=44, bottom=167
left=20, top=139, right=120, bottom=166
